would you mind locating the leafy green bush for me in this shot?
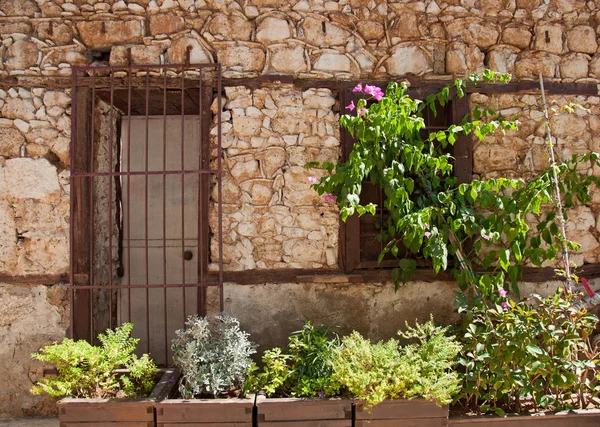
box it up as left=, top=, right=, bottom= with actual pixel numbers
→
left=31, top=323, right=157, bottom=398
left=172, top=314, right=257, bottom=398
left=245, top=321, right=341, bottom=397
left=457, top=290, right=600, bottom=415
left=331, top=318, right=461, bottom=408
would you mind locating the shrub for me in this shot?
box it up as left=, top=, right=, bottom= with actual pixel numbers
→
left=31, top=322, right=157, bottom=398
left=457, top=290, right=600, bottom=415
left=245, top=321, right=341, bottom=397
left=331, top=317, right=461, bottom=408
left=172, top=314, right=257, bottom=398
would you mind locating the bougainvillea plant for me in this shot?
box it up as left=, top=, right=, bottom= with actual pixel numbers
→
left=308, top=71, right=600, bottom=306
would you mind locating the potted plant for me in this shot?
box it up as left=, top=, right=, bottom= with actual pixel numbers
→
left=247, top=318, right=460, bottom=426
left=31, top=322, right=177, bottom=426
left=155, top=313, right=257, bottom=426
left=450, top=289, right=600, bottom=425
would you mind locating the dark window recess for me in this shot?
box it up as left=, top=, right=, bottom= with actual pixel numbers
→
left=339, top=86, right=471, bottom=273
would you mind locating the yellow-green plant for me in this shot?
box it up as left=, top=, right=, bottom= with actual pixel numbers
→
left=331, top=318, right=461, bottom=408
left=31, top=323, right=157, bottom=398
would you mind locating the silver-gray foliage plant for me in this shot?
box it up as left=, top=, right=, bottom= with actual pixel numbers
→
left=172, top=313, right=257, bottom=398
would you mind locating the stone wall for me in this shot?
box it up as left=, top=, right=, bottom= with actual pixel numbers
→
left=471, top=92, right=600, bottom=266
left=0, top=85, right=70, bottom=419
left=0, top=1, right=598, bottom=81
left=0, top=0, right=599, bottom=420
left=209, top=86, right=340, bottom=271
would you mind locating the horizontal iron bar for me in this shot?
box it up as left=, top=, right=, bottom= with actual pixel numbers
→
left=70, top=169, right=218, bottom=177
left=73, top=63, right=220, bottom=71
left=69, top=282, right=221, bottom=290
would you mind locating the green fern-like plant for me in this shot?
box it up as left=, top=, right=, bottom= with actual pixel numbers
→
left=31, top=323, right=158, bottom=398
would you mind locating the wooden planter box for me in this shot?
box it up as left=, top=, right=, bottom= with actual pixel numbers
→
left=155, top=397, right=254, bottom=426
left=255, top=397, right=447, bottom=426
left=257, top=397, right=353, bottom=426
left=354, top=399, right=449, bottom=427
left=449, top=408, right=600, bottom=426
left=57, top=369, right=178, bottom=427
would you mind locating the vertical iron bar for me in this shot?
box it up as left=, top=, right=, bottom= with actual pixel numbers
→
left=217, top=65, right=224, bottom=312
left=197, top=68, right=205, bottom=316
left=108, top=70, right=114, bottom=329
left=180, top=66, right=186, bottom=321
left=69, top=70, right=77, bottom=339
left=89, top=71, right=96, bottom=343
left=144, top=70, right=150, bottom=354
left=127, top=66, right=133, bottom=322
left=163, top=70, right=168, bottom=365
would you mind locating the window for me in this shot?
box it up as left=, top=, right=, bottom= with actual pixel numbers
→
left=338, top=86, right=471, bottom=273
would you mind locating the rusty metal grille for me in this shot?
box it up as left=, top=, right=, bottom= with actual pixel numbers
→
left=69, top=63, right=222, bottom=366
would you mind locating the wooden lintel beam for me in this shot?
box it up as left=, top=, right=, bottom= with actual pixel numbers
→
left=0, top=75, right=597, bottom=96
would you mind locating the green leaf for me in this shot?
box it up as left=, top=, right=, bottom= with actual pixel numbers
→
left=499, top=249, right=510, bottom=272
left=398, top=259, right=417, bottom=284
left=526, top=345, right=543, bottom=356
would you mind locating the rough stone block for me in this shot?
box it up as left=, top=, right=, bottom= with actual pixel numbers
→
left=148, top=13, right=186, bottom=35
left=385, top=45, right=432, bottom=76
left=1, top=158, right=60, bottom=200
left=76, top=20, right=144, bottom=51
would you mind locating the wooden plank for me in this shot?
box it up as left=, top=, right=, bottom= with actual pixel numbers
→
left=60, top=423, right=153, bottom=427
left=58, top=399, right=154, bottom=422
left=148, top=369, right=181, bottom=401
left=339, top=87, right=361, bottom=273
left=0, top=273, right=69, bottom=285
left=156, top=400, right=254, bottom=423
left=209, top=263, right=600, bottom=285
left=157, top=424, right=252, bottom=427
left=452, top=95, right=471, bottom=185
left=72, top=86, right=92, bottom=341
left=355, top=400, right=448, bottom=420
left=260, top=422, right=350, bottom=427
left=258, top=399, right=352, bottom=422
left=295, top=274, right=363, bottom=283
left=197, top=85, right=212, bottom=316
left=449, top=410, right=600, bottom=426
left=356, top=419, right=446, bottom=427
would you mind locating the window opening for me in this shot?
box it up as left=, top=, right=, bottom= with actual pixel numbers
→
left=340, top=86, right=470, bottom=273
left=69, top=64, right=222, bottom=366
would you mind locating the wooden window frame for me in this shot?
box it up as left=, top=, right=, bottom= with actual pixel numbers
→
left=338, top=86, right=471, bottom=274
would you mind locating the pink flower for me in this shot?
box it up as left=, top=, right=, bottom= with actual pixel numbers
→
left=482, top=233, right=492, bottom=241
left=345, top=100, right=355, bottom=111
left=308, top=176, right=318, bottom=184
left=364, top=85, right=376, bottom=95
left=352, top=83, right=363, bottom=93
left=323, top=194, right=337, bottom=202
left=424, top=231, right=431, bottom=238
left=358, top=108, right=367, bottom=116
left=364, top=85, right=384, bottom=100
left=501, top=301, right=509, bottom=309
left=424, top=224, right=429, bottom=229
left=499, top=289, right=507, bottom=297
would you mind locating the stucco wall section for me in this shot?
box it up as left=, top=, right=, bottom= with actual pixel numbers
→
left=206, top=278, right=593, bottom=351
left=0, top=1, right=597, bottom=81
left=0, top=283, right=69, bottom=419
